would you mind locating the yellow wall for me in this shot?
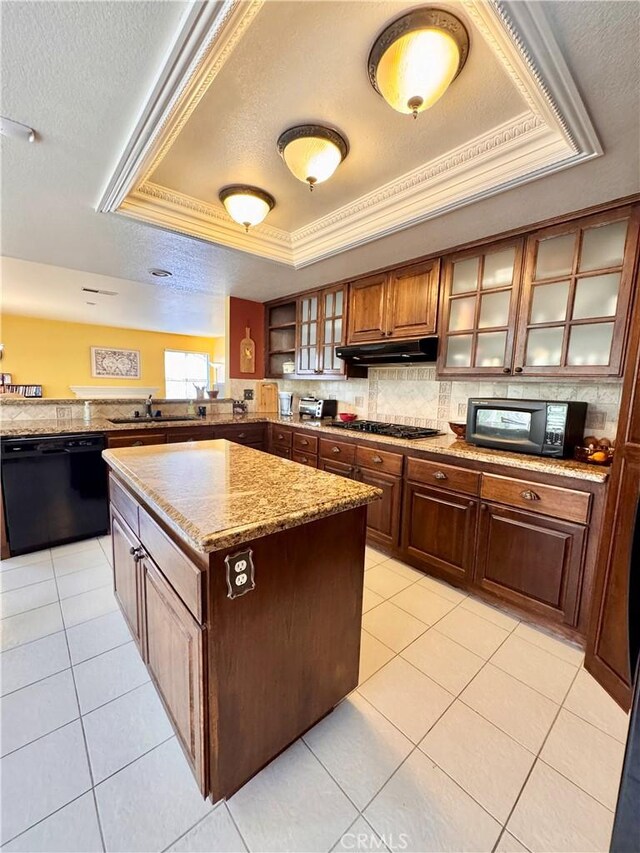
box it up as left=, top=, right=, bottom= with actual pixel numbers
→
left=0, top=314, right=225, bottom=398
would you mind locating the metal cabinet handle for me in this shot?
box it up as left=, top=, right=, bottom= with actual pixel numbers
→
left=132, top=440, right=144, bottom=447
left=433, top=471, right=447, bottom=480
left=468, top=500, right=475, bottom=508
left=480, top=503, right=487, bottom=511
left=502, top=367, right=511, bottom=374
left=331, top=446, right=341, bottom=454
left=521, top=489, right=540, bottom=501
left=129, top=546, right=144, bottom=562
left=300, top=456, right=308, bottom=463
left=371, top=455, right=383, bottom=464
left=277, top=433, right=284, bottom=440
left=300, top=439, right=309, bottom=446
left=514, top=367, right=524, bottom=374
left=238, top=432, right=246, bottom=438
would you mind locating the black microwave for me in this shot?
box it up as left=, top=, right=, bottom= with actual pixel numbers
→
left=466, top=399, right=587, bottom=458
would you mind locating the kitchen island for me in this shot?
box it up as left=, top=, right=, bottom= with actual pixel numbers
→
left=102, top=439, right=381, bottom=801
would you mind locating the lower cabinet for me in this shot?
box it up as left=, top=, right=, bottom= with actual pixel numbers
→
left=107, top=432, right=167, bottom=449
left=358, top=468, right=402, bottom=549
left=111, top=509, right=143, bottom=645
left=475, top=502, right=585, bottom=626
left=141, top=556, right=207, bottom=792
left=318, top=458, right=354, bottom=477
left=401, top=482, right=477, bottom=585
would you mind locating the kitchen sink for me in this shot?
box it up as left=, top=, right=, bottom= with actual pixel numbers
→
left=108, top=416, right=202, bottom=424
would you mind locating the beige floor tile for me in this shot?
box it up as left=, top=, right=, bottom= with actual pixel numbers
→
left=167, top=804, right=246, bottom=852
left=0, top=580, right=58, bottom=619
left=56, top=564, right=112, bottom=600
left=435, top=607, right=510, bottom=659
left=358, top=656, right=453, bottom=743
left=540, top=708, right=625, bottom=810
left=364, top=566, right=414, bottom=599
left=52, top=548, right=109, bottom=578
left=460, top=596, right=520, bottom=630
left=332, top=816, right=387, bottom=852
left=0, top=551, right=52, bottom=572
left=420, top=700, right=535, bottom=822
left=563, top=669, right=629, bottom=743
left=60, top=586, right=118, bottom=629
left=0, top=603, right=63, bottom=652
left=0, top=560, right=54, bottom=594
left=364, top=749, right=501, bottom=852
left=1, top=791, right=102, bottom=853
left=460, top=664, right=559, bottom=752
left=304, top=692, right=413, bottom=809
left=401, top=629, right=484, bottom=695
left=491, top=634, right=577, bottom=703
left=379, top=558, right=424, bottom=582
left=513, top=622, right=584, bottom=666
left=362, top=601, right=428, bottom=653
left=359, top=630, right=394, bottom=685
left=416, top=574, right=468, bottom=604
left=362, top=587, right=384, bottom=614
left=390, top=584, right=456, bottom=625
left=365, top=547, right=386, bottom=568
left=507, top=761, right=614, bottom=853
left=495, top=831, right=531, bottom=852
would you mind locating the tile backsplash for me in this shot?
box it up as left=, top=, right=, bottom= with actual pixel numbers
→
left=277, top=368, right=622, bottom=441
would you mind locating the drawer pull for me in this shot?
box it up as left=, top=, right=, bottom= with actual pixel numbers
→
left=132, top=440, right=144, bottom=447
left=480, top=503, right=487, bottom=511
left=237, top=432, right=246, bottom=438
left=331, top=446, right=341, bottom=454
left=371, top=455, right=383, bottom=464
left=300, top=456, right=308, bottom=463
left=300, top=439, right=309, bottom=446
left=468, top=500, right=475, bottom=508
left=277, top=433, right=284, bottom=440
left=433, top=471, right=447, bottom=480
left=521, top=489, right=540, bottom=501
left=129, top=546, right=144, bottom=562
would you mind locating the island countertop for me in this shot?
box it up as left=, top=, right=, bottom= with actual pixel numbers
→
left=103, top=439, right=381, bottom=554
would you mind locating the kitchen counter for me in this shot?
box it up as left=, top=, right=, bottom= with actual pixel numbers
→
left=1, top=413, right=609, bottom=482
left=103, top=439, right=381, bottom=553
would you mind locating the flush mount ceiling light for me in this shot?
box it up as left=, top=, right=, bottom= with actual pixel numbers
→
left=219, top=185, right=275, bottom=231
left=277, top=125, right=349, bottom=191
left=368, top=8, right=469, bottom=118
left=148, top=268, right=172, bottom=277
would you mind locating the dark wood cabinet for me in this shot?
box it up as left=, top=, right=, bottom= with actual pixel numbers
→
left=107, top=432, right=167, bottom=449
left=347, top=261, right=439, bottom=344
left=475, top=503, right=585, bottom=627
left=142, top=555, right=207, bottom=793
left=358, top=468, right=401, bottom=549
left=318, top=458, right=354, bottom=478
left=111, top=509, right=143, bottom=646
left=166, top=427, right=213, bottom=443
left=347, top=273, right=388, bottom=343
left=296, top=285, right=348, bottom=377
left=402, top=481, right=477, bottom=585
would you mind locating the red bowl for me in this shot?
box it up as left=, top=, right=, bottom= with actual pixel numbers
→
left=338, top=413, right=357, bottom=422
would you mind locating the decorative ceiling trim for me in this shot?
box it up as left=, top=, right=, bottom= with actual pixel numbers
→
left=99, top=0, right=602, bottom=269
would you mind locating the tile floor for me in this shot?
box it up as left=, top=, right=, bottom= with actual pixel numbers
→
left=0, top=539, right=629, bottom=852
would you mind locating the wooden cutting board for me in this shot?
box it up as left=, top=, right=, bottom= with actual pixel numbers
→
left=240, top=327, right=255, bottom=374
left=256, top=382, right=279, bottom=413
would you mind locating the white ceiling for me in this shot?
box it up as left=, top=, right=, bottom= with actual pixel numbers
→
left=1, top=0, right=639, bottom=335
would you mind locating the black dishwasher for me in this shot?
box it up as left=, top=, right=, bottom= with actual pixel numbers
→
left=1, top=434, right=109, bottom=555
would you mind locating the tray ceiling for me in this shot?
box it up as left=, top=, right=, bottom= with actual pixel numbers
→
left=100, top=0, right=601, bottom=269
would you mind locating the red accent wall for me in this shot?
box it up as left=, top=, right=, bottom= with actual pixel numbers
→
left=229, top=297, right=265, bottom=379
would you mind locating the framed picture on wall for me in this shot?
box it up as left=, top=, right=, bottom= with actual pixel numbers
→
left=91, top=347, right=141, bottom=379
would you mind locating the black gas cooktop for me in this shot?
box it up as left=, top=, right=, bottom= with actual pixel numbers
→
left=330, top=419, right=443, bottom=439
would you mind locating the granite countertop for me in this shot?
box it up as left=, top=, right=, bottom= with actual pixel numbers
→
left=103, top=440, right=381, bottom=554
left=1, top=413, right=610, bottom=483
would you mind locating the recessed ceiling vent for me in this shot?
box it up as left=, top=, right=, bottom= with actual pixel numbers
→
left=81, top=287, right=118, bottom=296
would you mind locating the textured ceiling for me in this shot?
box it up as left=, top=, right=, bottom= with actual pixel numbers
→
left=152, top=0, right=526, bottom=231
left=1, top=0, right=639, bottom=335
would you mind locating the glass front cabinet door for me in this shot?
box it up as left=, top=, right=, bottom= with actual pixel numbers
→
left=297, top=293, right=320, bottom=374
left=296, top=285, right=347, bottom=376
left=438, top=239, right=524, bottom=375
left=514, top=206, right=640, bottom=376
left=320, top=285, right=346, bottom=375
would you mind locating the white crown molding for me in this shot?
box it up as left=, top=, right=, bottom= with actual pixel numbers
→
left=99, top=0, right=602, bottom=268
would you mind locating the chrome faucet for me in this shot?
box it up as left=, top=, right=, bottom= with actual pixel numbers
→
left=145, top=395, right=153, bottom=418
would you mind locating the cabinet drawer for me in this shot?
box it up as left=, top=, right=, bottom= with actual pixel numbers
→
left=271, top=445, right=291, bottom=460
left=293, top=432, right=318, bottom=454
left=292, top=451, right=318, bottom=467
left=406, top=457, right=480, bottom=496
left=319, top=438, right=356, bottom=465
left=481, top=474, right=591, bottom=524
left=107, top=432, right=166, bottom=449
left=166, top=427, right=213, bottom=443
left=356, top=445, right=403, bottom=476
left=214, top=425, right=265, bottom=445
left=271, top=426, right=292, bottom=447
left=138, top=507, right=205, bottom=623
left=109, top=474, right=139, bottom=535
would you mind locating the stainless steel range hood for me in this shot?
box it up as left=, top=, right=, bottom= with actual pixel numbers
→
left=335, top=337, right=438, bottom=366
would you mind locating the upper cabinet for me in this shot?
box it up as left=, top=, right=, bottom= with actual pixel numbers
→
left=514, top=206, right=640, bottom=376
left=438, top=239, right=523, bottom=376
left=439, top=205, right=640, bottom=378
left=295, top=284, right=347, bottom=376
left=347, top=259, right=440, bottom=344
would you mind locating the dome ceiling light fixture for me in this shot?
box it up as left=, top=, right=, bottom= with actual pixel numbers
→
left=277, top=125, right=349, bottom=191
left=368, top=7, right=470, bottom=119
left=219, top=185, right=275, bottom=232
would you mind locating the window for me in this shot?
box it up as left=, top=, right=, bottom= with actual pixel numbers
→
left=164, top=350, right=209, bottom=399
